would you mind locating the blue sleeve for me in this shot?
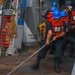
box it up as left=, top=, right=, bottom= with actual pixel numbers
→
left=46, top=22, right=52, bottom=31
left=67, top=21, right=72, bottom=30
left=63, top=22, right=66, bottom=32
left=43, top=9, right=50, bottom=19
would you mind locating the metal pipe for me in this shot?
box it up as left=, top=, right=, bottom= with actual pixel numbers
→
left=39, top=0, right=43, bottom=23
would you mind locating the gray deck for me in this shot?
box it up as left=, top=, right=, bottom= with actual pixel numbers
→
left=0, top=46, right=74, bottom=75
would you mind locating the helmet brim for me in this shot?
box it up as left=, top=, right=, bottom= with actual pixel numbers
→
left=53, top=16, right=60, bottom=19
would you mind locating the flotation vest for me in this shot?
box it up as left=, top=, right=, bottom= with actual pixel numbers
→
left=70, top=10, right=75, bottom=25
left=64, top=16, right=69, bottom=22
left=51, top=18, right=63, bottom=36
left=0, top=0, right=3, bottom=4
left=46, top=12, right=53, bottom=24
left=61, top=16, right=69, bottom=27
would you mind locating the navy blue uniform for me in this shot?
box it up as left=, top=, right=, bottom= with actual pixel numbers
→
left=63, top=22, right=75, bottom=57
left=38, top=22, right=66, bottom=59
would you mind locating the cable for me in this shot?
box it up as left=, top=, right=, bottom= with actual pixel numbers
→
left=7, top=40, right=53, bottom=75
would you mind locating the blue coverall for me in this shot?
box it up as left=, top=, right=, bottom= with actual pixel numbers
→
left=38, top=22, right=66, bottom=59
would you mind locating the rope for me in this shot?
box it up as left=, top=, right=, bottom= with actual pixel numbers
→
left=7, top=40, right=53, bottom=75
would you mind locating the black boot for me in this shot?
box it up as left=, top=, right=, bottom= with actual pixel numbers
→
left=31, top=56, right=42, bottom=69
left=49, top=50, right=54, bottom=55
left=55, top=57, right=61, bottom=73
left=69, top=53, right=75, bottom=58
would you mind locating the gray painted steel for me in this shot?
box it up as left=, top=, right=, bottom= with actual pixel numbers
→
left=25, top=0, right=39, bottom=35
left=25, top=0, right=53, bottom=39
left=71, top=62, right=75, bottom=75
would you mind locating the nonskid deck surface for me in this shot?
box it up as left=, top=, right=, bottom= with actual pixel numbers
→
left=0, top=46, right=74, bottom=75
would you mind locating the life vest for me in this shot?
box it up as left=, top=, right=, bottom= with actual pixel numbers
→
left=70, top=10, right=75, bottom=25
left=0, top=0, right=3, bottom=4
left=64, top=16, right=69, bottom=22
left=51, top=18, right=63, bottom=36
left=61, top=16, right=69, bottom=27
left=46, top=12, right=53, bottom=24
